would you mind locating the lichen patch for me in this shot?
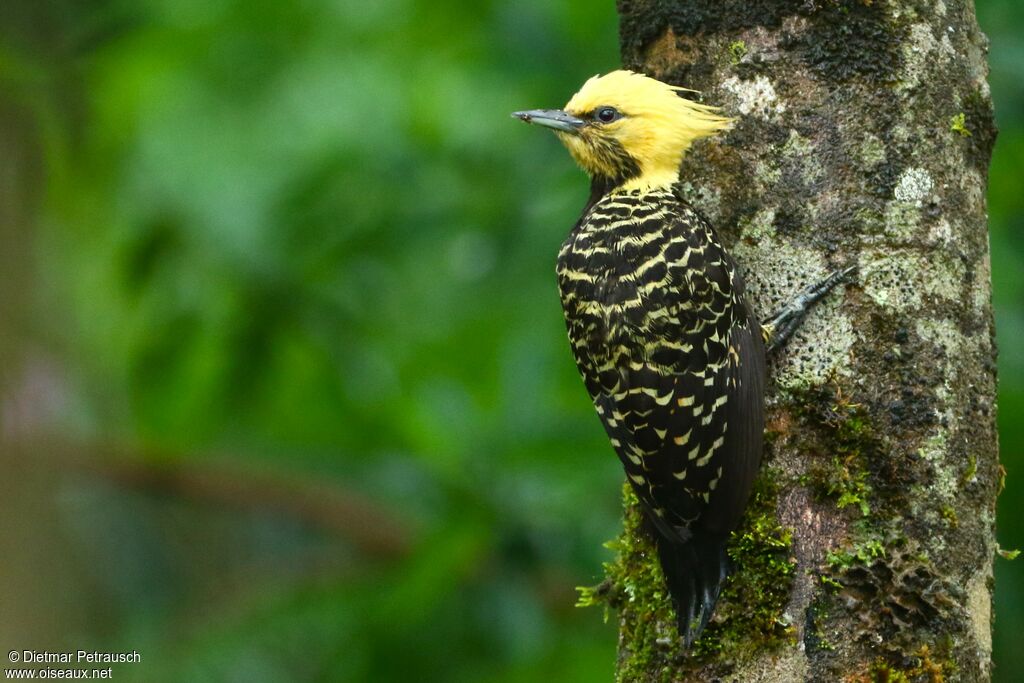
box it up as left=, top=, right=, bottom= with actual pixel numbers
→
left=677, top=180, right=723, bottom=225
left=733, top=235, right=854, bottom=388
left=967, top=567, right=993, bottom=677
left=738, top=206, right=778, bottom=243
left=972, top=251, right=992, bottom=315
left=917, top=428, right=957, bottom=506
left=782, top=130, right=824, bottom=187
left=857, top=132, right=887, bottom=167
left=883, top=201, right=923, bottom=243
left=899, top=24, right=944, bottom=92
left=893, top=167, right=934, bottom=205
left=860, top=250, right=964, bottom=312
left=721, top=75, right=785, bottom=120
left=928, top=217, right=954, bottom=247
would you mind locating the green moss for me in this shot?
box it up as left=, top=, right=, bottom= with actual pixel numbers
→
left=578, top=484, right=682, bottom=683
left=582, top=473, right=796, bottom=680
left=691, top=472, right=796, bottom=660
left=960, top=88, right=997, bottom=172
left=960, top=454, right=977, bottom=485
left=802, top=597, right=840, bottom=654
left=575, top=578, right=614, bottom=620
left=820, top=574, right=843, bottom=590
left=826, top=537, right=885, bottom=569
left=728, top=40, right=747, bottom=64
left=996, top=545, right=1020, bottom=561
left=803, top=382, right=965, bottom=669
left=854, top=645, right=955, bottom=683
left=949, top=112, right=971, bottom=137
left=805, top=455, right=872, bottom=516
left=940, top=505, right=958, bottom=528
left=798, top=384, right=876, bottom=517
left=824, top=530, right=964, bottom=669
left=863, top=659, right=913, bottom=683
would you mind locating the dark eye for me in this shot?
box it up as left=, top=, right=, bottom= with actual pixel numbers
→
left=595, top=106, right=620, bottom=123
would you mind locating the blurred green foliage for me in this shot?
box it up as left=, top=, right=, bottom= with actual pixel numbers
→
left=0, top=0, right=1021, bottom=681
left=980, top=1, right=1024, bottom=678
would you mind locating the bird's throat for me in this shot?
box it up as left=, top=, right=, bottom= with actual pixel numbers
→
left=616, top=167, right=680, bottom=193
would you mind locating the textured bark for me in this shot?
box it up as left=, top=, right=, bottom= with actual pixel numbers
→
left=604, top=1, right=999, bottom=680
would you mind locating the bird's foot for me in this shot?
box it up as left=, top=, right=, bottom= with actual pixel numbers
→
left=763, top=265, right=856, bottom=353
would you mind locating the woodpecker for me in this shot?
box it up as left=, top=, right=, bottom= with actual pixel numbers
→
left=513, top=70, right=849, bottom=646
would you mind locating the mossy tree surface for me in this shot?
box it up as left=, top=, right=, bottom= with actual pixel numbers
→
left=593, top=1, right=1000, bottom=680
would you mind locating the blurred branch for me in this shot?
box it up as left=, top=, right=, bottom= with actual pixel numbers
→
left=1, top=434, right=414, bottom=560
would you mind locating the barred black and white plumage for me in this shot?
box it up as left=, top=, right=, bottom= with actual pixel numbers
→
left=512, top=70, right=846, bottom=646
left=559, top=185, right=764, bottom=642
left=558, top=186, right=764, bottom=534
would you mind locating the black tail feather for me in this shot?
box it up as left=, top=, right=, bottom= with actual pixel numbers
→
left=654, top=532, right=730, bottom=647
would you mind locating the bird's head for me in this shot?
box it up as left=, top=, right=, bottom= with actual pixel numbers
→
left=513, top=70, right=733, bottom=193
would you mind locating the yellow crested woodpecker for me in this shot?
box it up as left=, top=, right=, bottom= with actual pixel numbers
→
left=513, top=70, right=850, bottom=646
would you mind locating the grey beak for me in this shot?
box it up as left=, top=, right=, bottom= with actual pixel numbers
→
left=512, top=109, right=585, bottom=133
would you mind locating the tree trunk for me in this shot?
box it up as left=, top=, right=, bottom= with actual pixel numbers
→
left=596, top=1, right=999, bottom=680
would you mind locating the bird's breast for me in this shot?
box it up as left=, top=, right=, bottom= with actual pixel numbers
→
left=559, top=209, right=687, bottom=322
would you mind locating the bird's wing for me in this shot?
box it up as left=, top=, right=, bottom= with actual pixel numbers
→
left=568, top=208, right=765, bottom=541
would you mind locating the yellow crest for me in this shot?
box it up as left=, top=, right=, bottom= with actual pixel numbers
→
left=561, top=70, right=733, bottom=191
